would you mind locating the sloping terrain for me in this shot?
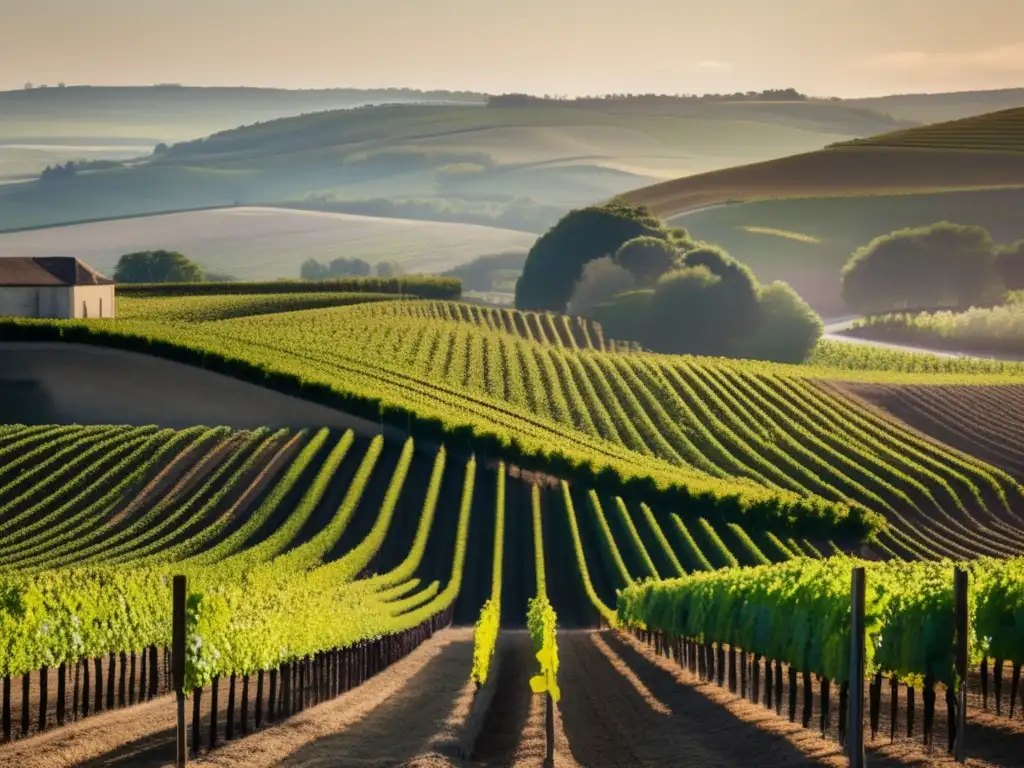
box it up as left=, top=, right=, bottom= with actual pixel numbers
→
left=622, top=107, right=1024, bottom=217
left=0, top=289, right=1022, bottom=766
left=0, top=100, right=908, bottom=231
left=672, top=186, right=1024, bottom=316
left=617, top=108, right=1024, bottom=314
left=0, top=206, right=534, bottom=280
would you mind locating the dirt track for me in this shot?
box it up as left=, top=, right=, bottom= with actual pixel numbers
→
left=0, top=343, right=392, bottom=432
left=0, top=629, right=474, bottom=768
left=554, top=630, right=822, bottom=767
left=4, top=628, right=1019, bottom=767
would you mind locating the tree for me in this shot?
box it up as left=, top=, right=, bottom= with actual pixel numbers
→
left=515, top=203, right=667, bottom=312
left=376, top=260, right=404, bottom=277
left=328, top=256, right=371, bottom=277
left=738, top=281, right=823, bottom=363
left=589, top=289, right=654, bottom=346
left=682, top=245, right=761, bottom=349
left=203, top=270, right=237, bottom=283
left=114, top=250, right=204, bottom=283
left=841, top=222, right=1000, bottom=314
left=566, top=257, right=635, bottom=316
left=645, top=267, right=725, bottom=355
left=613, top=236, right=681, bottom=287
left=300, top=258, right=327, bottom=280
left=995, top=240, right=1024, bottom=290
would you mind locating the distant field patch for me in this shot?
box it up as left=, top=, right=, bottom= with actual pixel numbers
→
left=0, top=206, right=535, bottom=281
left=736, top=225, right=821, bottom=243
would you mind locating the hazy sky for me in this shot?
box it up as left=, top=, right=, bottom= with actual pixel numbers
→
left=2, top=0, right=1022, bottom=97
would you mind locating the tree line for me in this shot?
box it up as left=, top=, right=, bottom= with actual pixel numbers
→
left=515, top=204, right=822, bottom=363
left=113, top=251, right=234, bottom=283
left=841, top=222, right=1024, bottom=315
left=487, top=89, right=809, bottom=108
left=301, top=257, right=405, bottom=280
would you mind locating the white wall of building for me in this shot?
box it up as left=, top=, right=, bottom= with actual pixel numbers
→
left=0, top=286, right=70, bottom=318
left=0, top=285, right=113, bottom=319
left=71, top=285, right=116, bottom=319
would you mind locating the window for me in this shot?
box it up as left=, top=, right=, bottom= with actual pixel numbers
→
left=83, top=300, right=88, bottom=319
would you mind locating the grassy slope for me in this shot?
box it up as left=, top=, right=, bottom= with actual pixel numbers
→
left=0, top=206, right=535, bottom=281
left=617, top=107, right=1024, bottom=315
left=675, top=187, right=1024, bottom=316
left=0, top=100, right=903, bottom=231
left=622, top=106, right=1024, bottom=215
left=844, top=87, right=1024, bottom=123
left=0, top=85, right=488, bottom=142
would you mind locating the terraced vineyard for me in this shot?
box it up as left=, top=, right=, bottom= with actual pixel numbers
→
left=2, top=288, right=1023, bottom=765
left=0, top=422, right=799, bottom=749
left=10, top=298, right=1024, bottom=558
left=838, top=106, right=1024, bottom=153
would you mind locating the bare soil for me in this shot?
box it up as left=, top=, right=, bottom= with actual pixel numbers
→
left=623, top=146, right=1024, bottom=217
left=0, top=629, right=475, bottom=768
left=619, top=631, right=1024, bottom=768
left=555, top=630, right=821, bottom=767
left=0, top=342, right=391, bottom=432
left=188, top=627, right=476, bottom=768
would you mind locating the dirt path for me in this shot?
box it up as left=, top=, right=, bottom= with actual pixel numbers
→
left=471, top=630, right=579, bottom=768
left=609, top=631, right=1019, bottom=768
left=0, top=629, right=474, bottom=768
left=557, top=630, right=822, bottom=767
left=187, top=627, right=475, bottom=768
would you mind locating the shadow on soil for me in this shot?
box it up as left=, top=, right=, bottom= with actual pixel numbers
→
left=278, top=638, right=472, bottom=767
left=76, top=638, right=472, bottom=767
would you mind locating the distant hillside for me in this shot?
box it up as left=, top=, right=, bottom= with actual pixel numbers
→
left=621, top=107, right=1024, bottom=217
left=0, top=206, right=534, bottom=281
left=0, top=98, right=910, bottom=231
left=0, top=85, right=487, bottom=142
left=616, top=107, right=1024, bottom=316
left=834, top=106, right=1024, bottom=152
left=844, top=87, right=1024, bottom=124
left=674, top=187, right=1024, bottom=317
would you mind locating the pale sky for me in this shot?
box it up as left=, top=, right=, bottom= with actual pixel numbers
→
left=2, top=0, right=1022, bottom=97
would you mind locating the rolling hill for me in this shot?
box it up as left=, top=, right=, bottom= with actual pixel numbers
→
left=0, top=206, right=535, bottom=281
left=618, top=107, right=1024, bottom=315
left=620, top=106, right=1024, bottom=217
left=0, top=98, right=914, bottom=232
left=1, top=283, right=1023, bottom=764
left=844, top=86, right=1024, bottom=123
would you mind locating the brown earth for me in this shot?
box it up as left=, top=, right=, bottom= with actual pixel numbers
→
left=555, top=630, right=822, bottom=767
left=0, top=629, right=475, bottom=768
left=620, top=146, right=1024, bottom=216
left=829, top=380, right=1024, bottom=483
left=618, top=631, right=1024, bottom=768
left=0, top=342, right=390, bottom=432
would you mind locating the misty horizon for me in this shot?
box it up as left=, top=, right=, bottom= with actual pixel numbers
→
left=2, top=0, right=1022, bottom=98
left=6, top=81, right=1024, bottom=101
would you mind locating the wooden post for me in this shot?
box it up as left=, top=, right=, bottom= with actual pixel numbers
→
left=57, top=663, right=66, bottom=727
left=848, top=566, right=865, bottom=767
left=954, top=567, right=968, bottom=763
left=191, top=689, right=202, bottom=757
left=1, top=676, right=9, bottom=741
left=172, top=574, right=187, bottom=768
left=545, top=692, right=555, bottom=765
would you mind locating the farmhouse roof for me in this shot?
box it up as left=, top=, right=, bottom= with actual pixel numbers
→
left=0, top=257, right=114, bottom=287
